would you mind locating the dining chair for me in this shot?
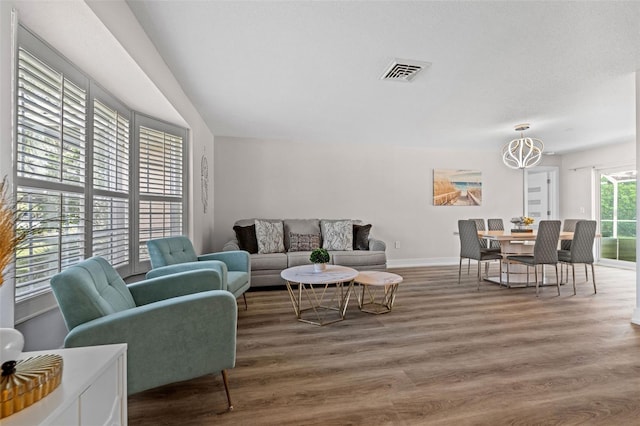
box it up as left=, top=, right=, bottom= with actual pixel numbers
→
left=506, top=220, right=561, bottom=296
left=558, top=220, right=597, bottom=295
left=458, top=220, right=503, bottom=289
left=470, top=219, right=487, bottom=248
left=559, top=218, right=580, bottom=282
left=487, top=218, right=504, bottom=250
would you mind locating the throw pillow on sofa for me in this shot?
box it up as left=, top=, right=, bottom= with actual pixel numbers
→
left=353, top=224, right=372, bottom=250
left=321, top=219, right=353, bottom=251
left=255, top=220, right=285, bottom=254
left=233, top=224, right=259, bottom=254
left=289, top=233, right=321, bottom=252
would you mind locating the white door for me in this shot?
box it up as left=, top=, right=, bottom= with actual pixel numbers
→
left=525, top=167, right=559, bottom=224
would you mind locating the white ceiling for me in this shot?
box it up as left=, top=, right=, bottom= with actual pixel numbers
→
left=127, top=1, right=640, bottom=154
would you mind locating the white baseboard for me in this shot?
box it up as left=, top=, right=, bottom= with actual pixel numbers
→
left=387, top=257, right=459, bottom=268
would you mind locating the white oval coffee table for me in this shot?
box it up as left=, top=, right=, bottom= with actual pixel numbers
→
left=281, top=264, right=358, bottom=326
left=354, top=271, right=403, bottom=314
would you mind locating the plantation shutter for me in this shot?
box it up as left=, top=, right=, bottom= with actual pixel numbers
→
left=92, top=99, right=130, bottom=268
left=15, top=44, right=87, bottom=300
left=137, top=122, right=186, bottom=263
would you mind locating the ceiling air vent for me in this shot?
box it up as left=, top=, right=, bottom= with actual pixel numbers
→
left=380, top=58, right=431, bottom=82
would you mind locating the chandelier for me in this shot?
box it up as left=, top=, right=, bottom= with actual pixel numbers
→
left=501, top=124, right=544, bottom=169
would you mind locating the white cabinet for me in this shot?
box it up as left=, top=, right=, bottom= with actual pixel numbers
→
left=3, top=344, right=127, bottom=426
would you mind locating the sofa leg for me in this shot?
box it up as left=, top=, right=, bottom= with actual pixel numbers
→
left=242, top=293, right=248, bottom=310
left=222, top=369, right=233, bottom=411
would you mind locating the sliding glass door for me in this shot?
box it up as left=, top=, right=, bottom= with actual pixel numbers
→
left=598, top=169, right=636, bottom=265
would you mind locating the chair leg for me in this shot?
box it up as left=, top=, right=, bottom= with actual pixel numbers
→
left=467, top=259, right=471, bottom=275
left=222, top=369, right=233, bottom=411
left=571, top=264, right=576, bottom=295
left=535, top=265, right=539, bottom=297
left=555, top=264, right=560, bottom=296
left=591, top=263, right=597, bottom=294
left=506, top=261, right=510, bottom=288
left=584, top=263, right=589, bottom=282
left=458, top=258, right=463, bottom=284
left=242, top=293, right=248, bottom=310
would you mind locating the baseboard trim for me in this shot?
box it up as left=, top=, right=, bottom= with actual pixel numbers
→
left=387, top=257, right=459, bottom=268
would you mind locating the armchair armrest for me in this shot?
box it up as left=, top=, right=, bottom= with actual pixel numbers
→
left=64, top=290, right=237, bottom=395
left=145, top=260, right=228, bottom=291
left=369, top=237, right=386, bottom=251
left=129, top=269, right=223, bottom=306
left=198, top=250, right=250, bottom=273
left=223, top=240, right=240, bottom=251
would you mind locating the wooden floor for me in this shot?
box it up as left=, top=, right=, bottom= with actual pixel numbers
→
left=128, top=264, right=640, bottom=425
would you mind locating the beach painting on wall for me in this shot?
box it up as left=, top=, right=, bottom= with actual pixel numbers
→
left=433, top=169, right=482, bottom=206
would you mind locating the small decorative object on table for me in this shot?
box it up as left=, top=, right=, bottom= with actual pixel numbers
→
left=510, top=216, right=535, bottom=233
left=310, top=248, right=330, bottom=272
left=0, top=354, right=63, bottom=419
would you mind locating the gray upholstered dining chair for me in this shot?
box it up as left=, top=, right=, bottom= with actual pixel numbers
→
left=559, top=218, right=580, bottom=282
left=458, top=220, right=503, bottom=289
left=470, top=218, right=487, bottom=249
left=506, top=220, right=561, bottom=296
left=487, top=218, right=504, bottom=250
left=558, top=220, right=597, bottom=295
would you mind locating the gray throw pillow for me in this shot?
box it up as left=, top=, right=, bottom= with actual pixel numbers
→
left=255, top=220, right=285, bottom=254
left=353, top=224, right=371, bottom=250
left=233, top=224, right=259, bottom=254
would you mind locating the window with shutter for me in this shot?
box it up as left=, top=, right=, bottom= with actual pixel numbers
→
left=92, top=100, right=130, bottom=268
left=137, top=124, right=186, bottom=263
left=15, top=44, right=87, bottom=301
left=14, top=24, right=188, bottom=314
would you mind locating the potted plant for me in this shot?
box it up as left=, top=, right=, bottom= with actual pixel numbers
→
left=309, top=248, right=330, bottom=272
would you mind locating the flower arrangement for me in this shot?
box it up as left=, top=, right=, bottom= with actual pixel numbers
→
left=510, top=216, right=534, bottom=226
left=510, top=216, right=535, bottom=233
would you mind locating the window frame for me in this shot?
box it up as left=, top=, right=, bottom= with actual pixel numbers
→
left=13, top=24, right=189, bottom=323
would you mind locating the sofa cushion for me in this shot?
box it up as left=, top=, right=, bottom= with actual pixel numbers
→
left=255, top=219, right=285, bottom=254
left=287, top=251, right=314, bottom=267
left=250, top=253, right=288, bottom=271
left=289, top=233, right=321, bottom=252
left=330, top=250, right=386, bottom=268
left=353, top=224, right=372, bottom=250
left=283, top=219, right=321, bottom=250
left=321, top=219, right=353, bottom=251
left=233, top=224, right=259, bottom=254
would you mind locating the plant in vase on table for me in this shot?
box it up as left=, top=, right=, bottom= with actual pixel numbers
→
left=309, top=248, right=330, bottom=272
left=510, top=216, right=535, bottom=232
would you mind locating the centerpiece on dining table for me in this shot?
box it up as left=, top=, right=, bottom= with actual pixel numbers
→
left=510, top=216, right=535, bottom=233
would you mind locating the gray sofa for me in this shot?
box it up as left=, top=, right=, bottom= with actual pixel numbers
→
left=223, top=219, right=387, bottom=287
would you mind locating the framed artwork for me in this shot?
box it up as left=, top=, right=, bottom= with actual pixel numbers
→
left=433, top=169, right=482, bottom=206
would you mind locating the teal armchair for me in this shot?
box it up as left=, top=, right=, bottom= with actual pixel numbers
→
left=146, top=236, right=251, bottom=309
left=50, top=256, right=237, bottom=409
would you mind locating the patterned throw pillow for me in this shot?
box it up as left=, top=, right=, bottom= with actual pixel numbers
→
left=321, top=220, right=353, bottom=251
left=254, top=220, right=285, bottom=254
left=288, top=233, right=321, bottom=252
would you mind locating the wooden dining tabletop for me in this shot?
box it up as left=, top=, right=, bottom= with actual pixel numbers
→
left=478, top=230, right=575, bottom=241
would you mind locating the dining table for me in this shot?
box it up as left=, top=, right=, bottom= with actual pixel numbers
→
left=477, top=230, right=575, bottom=286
